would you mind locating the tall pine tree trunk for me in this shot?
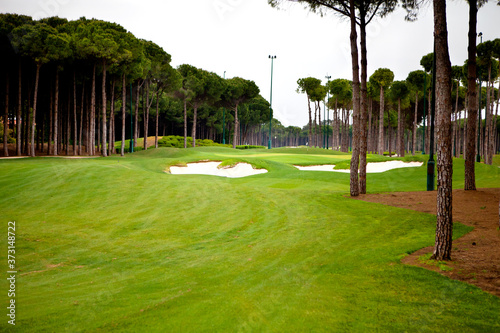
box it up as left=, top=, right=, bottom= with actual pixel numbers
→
left=79, top=82, right=85, bottom=155
left=4, top=74, right=9, bottom=157
left=54, top=69, right=59, bottom=156
left=16, top=62, right=21, bottom=156
left=233, top=104, right=239, bottom=149
left=349, top=0, right=360, bottom=197
left=398, top=98, right=405, bottom=157
left=412, top=92, right=418, bottom=155
left=378, top=86, right=385, bottom=155
left=464, top=0, right=478, bottom=191
left=101, top=60, right=108, bottom=157
left=155, top=90, right=160, bottom=149
left=454, top=80, right=460, bottom=158
left=121, top=74, right=126, bottom=157
left=134, top=82, right=140, bottom=149
left=109, top=79, right=115, bottom=156
left=90, top=63, right=96, bottom=156
left=318, top=101, right=322, bottom=148
left=307, top=95, right=312, bottom=146
left=66, top=92, right=70, bottom=155
left=432, top=0, right=453, bottom=261
left=73, top=71, right=77, bottom=155
left=192, top=104, right=198, bottom=148
left=144, top=80, right=150, bottom=151
left=30, top=63, right=41, bottom=157
left=359, top=8, right=368, bottom=194
left=183, top=99, right=187, bottom=148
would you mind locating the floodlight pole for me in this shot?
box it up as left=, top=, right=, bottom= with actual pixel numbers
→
left=268, top=55, right=276, bottom=149
left=427, top=43, right=436, bottom=191
left=326, top=75, right=331, bottom=149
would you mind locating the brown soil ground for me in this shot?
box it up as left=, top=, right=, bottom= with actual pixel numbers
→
left=352, top=188, right=500, bottom=298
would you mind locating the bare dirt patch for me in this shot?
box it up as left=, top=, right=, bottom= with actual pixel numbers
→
left=352, top=188, right=500, bottom=298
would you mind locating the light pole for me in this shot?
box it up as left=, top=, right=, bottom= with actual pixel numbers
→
left=268, top=55, right=276, bottom=149
left=223, top=71, right=226, bottom=145
left=422, top=71, right=427, bottom=154
left=476, top=32, right=483, bottom=162
left=427, top=43, right=436, bottom=191
left=325, top=75, right=331, bottom=149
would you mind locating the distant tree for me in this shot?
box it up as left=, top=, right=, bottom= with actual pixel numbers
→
left=309, top=84, right=327, bottom=147
left=297, top=77, right=322, bottom=146
left=142, top=40, right=176, bottom=150
left=176, top=64, right=196, bottom=148
left=477, top=40, right=498, bottom=164
left=369, top=68, right=394, bottom=155
left=406, top=70, right=426, bottom=155
left=328, top=79, right=352, bottom=151
left=451, top=65, right=464, bottom=158
left=180, top=66, right=224, bottom=147
left=220, top=77, right=260, bottom=148
left=390, top=80, right=410, bottom=157
left=11, top=21, right=69, bottom=156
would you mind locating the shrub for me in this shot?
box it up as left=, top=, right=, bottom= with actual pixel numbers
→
left=235, top=145, right=266, bottom=150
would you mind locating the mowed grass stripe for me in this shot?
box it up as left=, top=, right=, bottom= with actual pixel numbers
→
left=0, top=147, right=499, bottom=332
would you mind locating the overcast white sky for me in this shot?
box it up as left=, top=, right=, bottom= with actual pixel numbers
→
left=2, top=0, right=500, bottom=127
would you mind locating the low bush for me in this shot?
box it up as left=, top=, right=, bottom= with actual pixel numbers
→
left=158, top=136, right=230, bottom=148
left=235, top=145, right=266, bottom=150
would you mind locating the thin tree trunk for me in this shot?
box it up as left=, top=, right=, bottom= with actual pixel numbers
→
left=73, top=71, right=77, bottom=155
left=66, top=92, right=70, bottom=155
left=307, top=95, right=312, bottom=146
left=53, top=69, right=59, bottom=156
left=378, top=86, right=385, bottom=155
left=101, top=60, right=108, bottom=157
left=121, top=73, right=126, bottom=156
left=233, top=104, right=239, bottom=149
left=412, top=92, right=418, bottom=155
left=134, top=82, right=140, bottom=149
left=398, top=98, right=405, bottom=157
left=359, top=8, right=368, bottom=194
left=3, top=74, right=9, bottom=156
left=155, top=90, right=160, bottom=149
left=144, top=80, right=150, bottom=150
left=109, top=79, right=115, bottom=156
left=432, top=0, right=453, bottom=261
left=30, top=63, right=41, bottom=157
left=464, top=0, right=478, bottom=191
left=79, top=82, right=84, bottom=155
left=192, top=105, right=198, bottom=148
left=183, top=99, right=187, bottom=148
left=318, top=101, right=322, bottom=148
left=349, top=0, right=360, bottom=197
left=16, top=62, right=21, bottom=156
left=90, top=63, right=96, bottom=155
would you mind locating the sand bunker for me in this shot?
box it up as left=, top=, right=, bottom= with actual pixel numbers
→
left=169, top=161, right=268, bottom=178
left=295, top=161, right=423, bottom=173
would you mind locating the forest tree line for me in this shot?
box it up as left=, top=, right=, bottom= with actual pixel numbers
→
left=297, top=44, right=500, bottom=165
left=0, top=13, right=273, bottom=157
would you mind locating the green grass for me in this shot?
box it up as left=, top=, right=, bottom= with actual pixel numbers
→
left=1, top=147, right=499, bottom=332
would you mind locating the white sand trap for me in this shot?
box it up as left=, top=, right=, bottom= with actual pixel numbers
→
left=169, top=161, right=267, bottom=178
left=295, top=165, right=336, bottom=171
left=295, top=161, right=423, bottom=173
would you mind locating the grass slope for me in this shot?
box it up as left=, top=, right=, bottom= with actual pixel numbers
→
left=0, top=147, right=499, bottom=332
